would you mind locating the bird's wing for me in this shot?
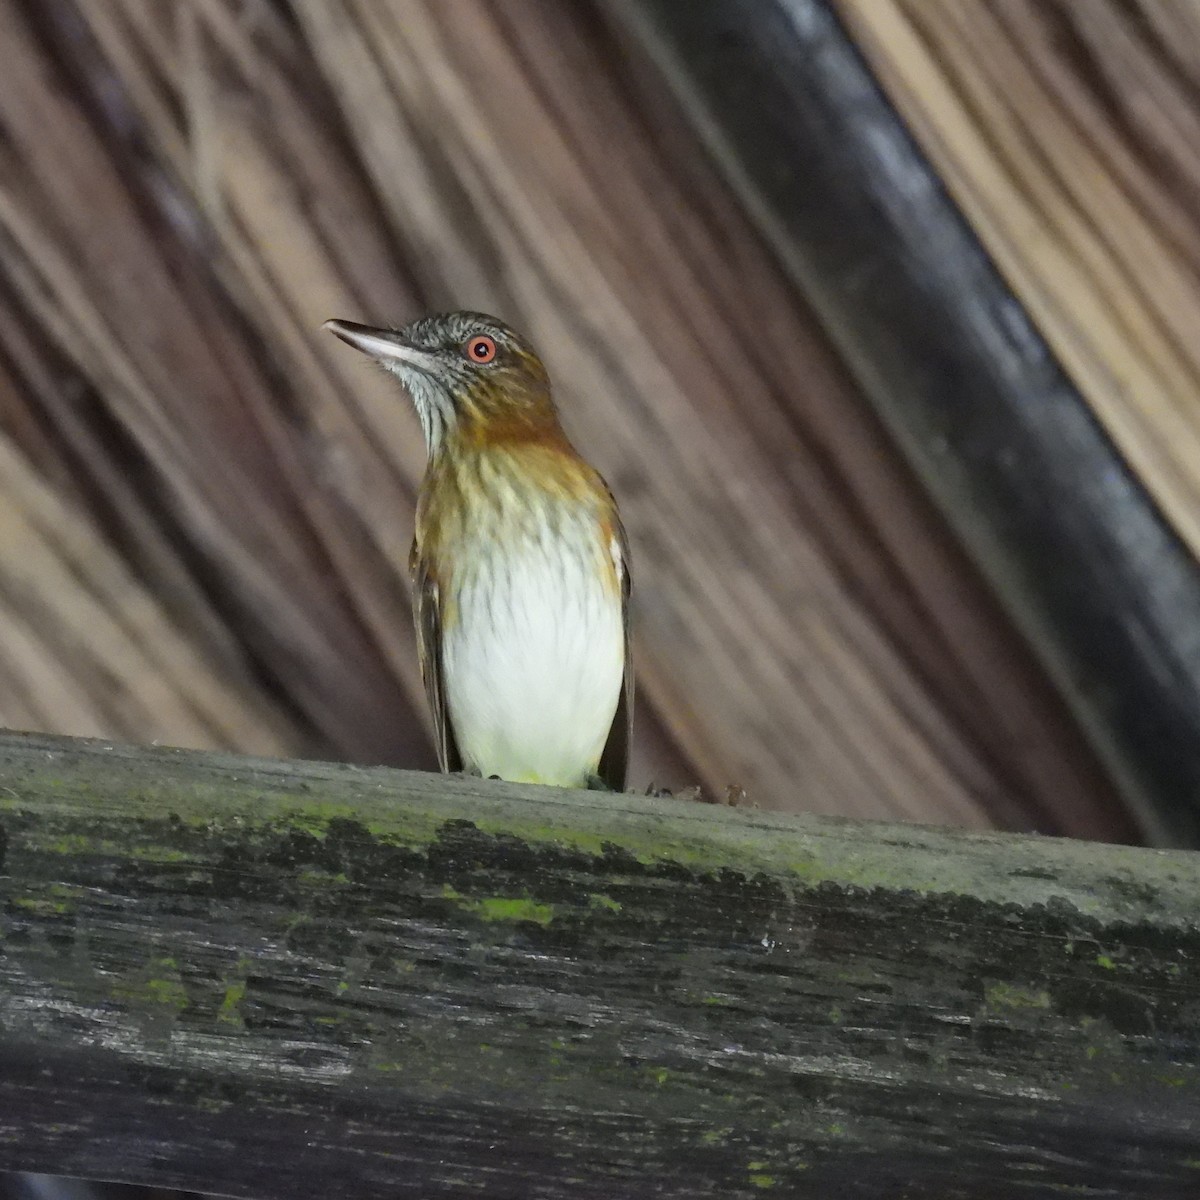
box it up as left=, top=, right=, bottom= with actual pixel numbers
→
left=597, top=514, right=633, bottom=791
left=411, top=540, right=463, bottom=773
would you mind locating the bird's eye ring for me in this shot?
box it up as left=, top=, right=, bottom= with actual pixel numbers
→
left=464, top=334, right=497, bottom=364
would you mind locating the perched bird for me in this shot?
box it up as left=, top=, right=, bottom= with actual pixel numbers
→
left=324, top=311, right=631, bottom=790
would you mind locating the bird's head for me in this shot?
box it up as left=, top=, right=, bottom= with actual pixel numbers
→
left=323, top=311, right=558, bottom=455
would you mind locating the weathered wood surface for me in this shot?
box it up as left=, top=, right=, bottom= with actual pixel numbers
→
left=611, top=0, right=1200, bottom=847
left=1, top=731, right=1197, bottom=1199
left=0, top=0, right=1135, bottom=837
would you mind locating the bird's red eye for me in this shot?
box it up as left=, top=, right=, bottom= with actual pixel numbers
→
left=464, top=334, right=497, bottom=364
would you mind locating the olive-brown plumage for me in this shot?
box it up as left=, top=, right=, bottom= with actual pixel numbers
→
left=324, top=311, right=631, bottom=789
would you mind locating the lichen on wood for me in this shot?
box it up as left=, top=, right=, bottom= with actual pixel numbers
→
left=1, top=730, right=1198, bottom=1198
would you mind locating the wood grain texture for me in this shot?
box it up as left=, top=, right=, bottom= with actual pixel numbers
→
left=0, top=0, right=1137, bottom=835
left=0, top=730, right=1198, bottom=1199
left=839, top=0, right=1200, bottom=572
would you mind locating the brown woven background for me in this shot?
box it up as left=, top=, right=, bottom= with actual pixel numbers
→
left=6, top=0, right=1186, bottom=843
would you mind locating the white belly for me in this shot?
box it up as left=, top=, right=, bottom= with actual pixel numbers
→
left=442, top=548, right=624, bottom=787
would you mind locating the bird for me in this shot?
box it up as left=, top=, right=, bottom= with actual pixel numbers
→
left=323, top=311, right=631, bottom=791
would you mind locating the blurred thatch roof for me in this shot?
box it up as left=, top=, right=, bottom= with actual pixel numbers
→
left=5, top=0, right=1183, bottom=843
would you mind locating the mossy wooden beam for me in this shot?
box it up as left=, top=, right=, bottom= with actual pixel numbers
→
left=1, top=730, right=1199, bottom=1198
